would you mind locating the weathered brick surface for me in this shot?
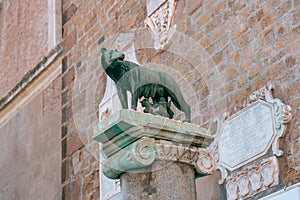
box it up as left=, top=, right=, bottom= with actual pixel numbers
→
left=61, top=1, right=146, bottom=199
left=62, top=0, right=300, bottom=199
left=0, top=0, right=49, bottom=98
left=62, top=3, right=78, bottom=26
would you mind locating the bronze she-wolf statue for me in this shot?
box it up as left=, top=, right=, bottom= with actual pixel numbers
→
left=100, top=48, right=191, bottom=122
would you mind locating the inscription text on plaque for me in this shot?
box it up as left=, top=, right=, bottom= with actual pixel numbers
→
left=218, top=100, right=275, bottom=171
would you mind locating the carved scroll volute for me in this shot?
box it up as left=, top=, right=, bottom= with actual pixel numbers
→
left=195, top=149, right=216, bottom=174
left=131, top=137, right=159, bottom=166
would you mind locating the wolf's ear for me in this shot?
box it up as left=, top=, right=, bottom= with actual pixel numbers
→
left=101, top=48, right=107, bottom=53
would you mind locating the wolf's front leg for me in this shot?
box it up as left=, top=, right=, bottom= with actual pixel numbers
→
left=131, top=92, right=138, bottom=110
left=117, top=86, right=128, bottom=109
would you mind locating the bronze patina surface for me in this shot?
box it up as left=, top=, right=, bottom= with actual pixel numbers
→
left=101, top=48, right=191, bottom=122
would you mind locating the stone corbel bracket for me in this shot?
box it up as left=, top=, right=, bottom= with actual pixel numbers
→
left=208, top=82, right=292, bottom=195
left=93, top=109, right=216, bottom=179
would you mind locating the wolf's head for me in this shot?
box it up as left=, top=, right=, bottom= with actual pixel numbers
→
left=100, top=48, right=125, bottom=70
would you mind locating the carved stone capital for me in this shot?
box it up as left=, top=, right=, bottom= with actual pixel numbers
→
left=101, top=139, right=216, bottom=179
left=93, top=109, right=216, bottom=179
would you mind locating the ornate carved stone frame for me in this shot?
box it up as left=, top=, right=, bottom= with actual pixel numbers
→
left=208, top=82, right=292, bottom=199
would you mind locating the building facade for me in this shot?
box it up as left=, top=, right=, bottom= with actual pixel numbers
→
left=0, top=0, right=299, bottom=199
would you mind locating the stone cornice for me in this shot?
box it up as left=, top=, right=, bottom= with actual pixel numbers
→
left=0, top=43, right=63, bottom=126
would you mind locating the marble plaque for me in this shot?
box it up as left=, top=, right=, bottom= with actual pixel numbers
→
left=218, top=100, right=276, bottom=171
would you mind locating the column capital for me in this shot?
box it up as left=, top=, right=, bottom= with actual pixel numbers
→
left=93, top=109, right=216, bottom=179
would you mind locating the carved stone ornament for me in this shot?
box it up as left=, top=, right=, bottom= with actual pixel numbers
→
left=207, top=82, right=291, bottom=198
left=225, top=156, right=279, bottom=200
left=101, top=138, right=216, bottom=179
left=93, top=109, right=216, bottom=179
left=101, top=137, right=159, bottom=179
left=248, top=166, right=262, bottom=192
left=249, top=82, right=292, bottom=156
left=157, top=143, right=216, bottom=174
left=145, top=0, right=177, bottom=49
left=226, top=176, right=238, bottom=200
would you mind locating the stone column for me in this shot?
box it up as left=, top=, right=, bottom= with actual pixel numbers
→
left=120, top=161, right=196, bottom=200
left=93, top=110, right=216, bottom=200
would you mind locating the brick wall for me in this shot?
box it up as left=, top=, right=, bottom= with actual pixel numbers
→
left=0, top=0, right=49, bottom=97
left=61, top=0, right=147, bottom=199
left=62, top=0, right=300, bottom=199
